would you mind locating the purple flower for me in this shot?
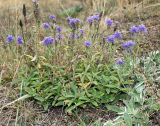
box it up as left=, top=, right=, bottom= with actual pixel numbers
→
left=106, top=35, right=115, bottom=44
left=56, top=26, right=62, bottom=33
left=42, top=37, right=54, bottom=46
left=114, top=31, right=122, bottom=39
left=92, top=14, right=100, bottom=21
left=67, top=17, right=80, bottom=29
left=49, top=15, right=56, bottom=21
left=87, top=16, right=94, bottom=24
left=17, top=36, right=23, bottom=45
left=116, top=58, right=125, bottom=65
left=105, top=18, right=113, bottom=26
left=129, top=26, right=139, bottom=33
left=122, top=40, right=136, bottom=49
left=87, top=14, right=100, bottom=24
left=138, top=24, right=147, bottom=33
left=42, top=22, right=50, bottom=29
left=84, top=41, right=92, bottom=47
left=6, top=35, right=14, bottom=43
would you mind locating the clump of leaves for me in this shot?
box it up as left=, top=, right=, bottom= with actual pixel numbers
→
left=104, top=85, right=159, bottom=126
left=104, top=52, right=160, bottom=126
left=18, top=53, right=135, bottom=113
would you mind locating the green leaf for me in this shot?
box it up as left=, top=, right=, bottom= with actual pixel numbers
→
left=35, top=96, right=45, bottom=102
left=124, top=112, right=132, bottom=126
left=43, top=103, right=49, bottom=111
left=55, top=101, right=64, bottom=106
left=110, top=76, right=119, bottom=82
left=66, top=101, right=86, bottom=113
left=92, top=101, right=99, bottom=107
left=107, top=105, right=123, bottom=113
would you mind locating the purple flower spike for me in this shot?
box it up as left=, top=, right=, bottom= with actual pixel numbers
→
left=105, top=18, right=113, bottom=26
left=116, top=58, right=125, bottom=65
left=17, top=36, right=23, bottom=45
left=114, top=31, right=122, bottom=39
left=84, top=41, right=92, bottom=47
left=49, top=15, right=56, bottom=21
left=138, top=24, right=147, bottom=33
left=42, top=37, right=54, bottom=46
left=122, top=40, right=136, bottom=49
left=6, top=35, right=14, bottom=43
left=106, top=35, right=115, bottom=44
left=129, top=26, right=139, bottom=33
left=42, top=22, right=50, bottom=29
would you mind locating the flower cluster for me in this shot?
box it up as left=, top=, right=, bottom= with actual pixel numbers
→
left=84, top=41, right=92, bottom=47
left=42, top=22, right=50, bottom=29
left=87, top=14, right=100, bottom=24
left=6, top=35, right=23, bottom=45
left=122, top=40, right=136, bottom=49
left=130, top=24, right=147, bottom=33
left=49, top=15, right=56, bottom=21
left=116, top=58, right=125, bottom=65
left=6, top=35, right=14, bottom=43
left=56, top=25, right=62, bottom=33
left=106, top=35, right=115, bottom=44
left=17, top=36, right=23, bottom=45
left=42, top=36, right=54, bottom=46
left=67, top=17, right=80, bottom=29
left=105, top=18, right=113, bottom=27
left=106, top=31, right=122, bottom=44
left=5, top=13, right=148, bottom=70
left=114, top=31, right=122, bottom=39
left=138, top=24, right=148, bottom=33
